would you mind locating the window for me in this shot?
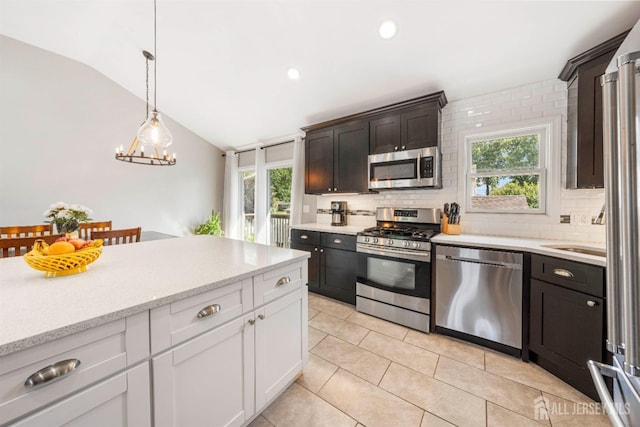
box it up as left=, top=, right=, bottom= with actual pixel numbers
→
left=240, top=170, right=255, bottom=242
left=465, top=124, right=549, bottom=213
left=267, top=166, right=292, bottom=248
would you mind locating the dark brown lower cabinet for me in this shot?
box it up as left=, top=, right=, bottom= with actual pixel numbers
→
left=289, top=241, right=320, bottom=291
left=290, top=230, right=356, bottom=305
left=319, top=247, right=356, bottom=304
left=529, top=255, right=606, bottom=400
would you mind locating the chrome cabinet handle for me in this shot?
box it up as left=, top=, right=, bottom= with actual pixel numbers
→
left=197, top=303, right=221, bottom=319
left=300, top=235, right=308, bottom=240
left=320, top=249, right=324, bottom=253
left=327, top=188, right=332, bottom=191
left=314, top=247, right=318, bottom=252
left=248, top=319, right=256, bottom=325
left=276, top=276, right=291, bottom=287
left=553, top=268, right=574, bottom=278
left=258, top=314, right=265, bottom=320
left=587, top=300, right=597, bottom=307
left=334, top=187, right=337, bottom=191
left=394, top=146, right=399, bottom=151
left=25, top=359, right=81, bottom=388
left=333, top=238, right=342, bottom=244
left=401, top=146, right=406, bottom=150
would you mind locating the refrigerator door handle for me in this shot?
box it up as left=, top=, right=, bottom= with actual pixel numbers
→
left=587, top=360, right=626, bottom=427
left=617, top=54, right=640, bottom=377
left=601, top=71, right=624, bottom=355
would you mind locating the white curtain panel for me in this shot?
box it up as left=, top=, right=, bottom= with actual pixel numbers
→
left=290, top=135, right=305, bottom=226
left=254, top=146, right=268, bottom=244
left=222, top=151, right=241, bottom=240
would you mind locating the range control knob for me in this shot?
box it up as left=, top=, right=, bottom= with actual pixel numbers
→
left=413, top=242, right=421, bottom=249
left=387, top=239, right=394, bottom=246
left=364, top=237, right=370, bottom=243
left=403, top=241, right=411, bottom=247
left=373, top=238, right=379, bottom=244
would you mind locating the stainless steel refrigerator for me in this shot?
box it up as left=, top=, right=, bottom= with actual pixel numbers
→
left=588, top=32, right=640, bottom=427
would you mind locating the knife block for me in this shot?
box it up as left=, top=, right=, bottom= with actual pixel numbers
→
left=442, top=214, right=461, bottom=235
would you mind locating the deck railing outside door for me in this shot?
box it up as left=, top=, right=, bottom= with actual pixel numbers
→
left=243, top=213, right=290, bottom=248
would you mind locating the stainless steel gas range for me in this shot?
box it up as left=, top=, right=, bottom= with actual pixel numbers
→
left=355, top=207, right=440, bottom=333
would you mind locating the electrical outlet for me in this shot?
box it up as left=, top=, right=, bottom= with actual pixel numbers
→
left=560, top=215, right=570, bottom=224
left=570, top=212, right=590, bottom=226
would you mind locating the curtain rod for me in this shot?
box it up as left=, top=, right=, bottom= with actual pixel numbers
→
left=222, top=139, right=298, bottom=156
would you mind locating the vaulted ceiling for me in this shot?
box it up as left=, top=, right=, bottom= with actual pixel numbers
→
left=1, top=1, right=639, bottom=151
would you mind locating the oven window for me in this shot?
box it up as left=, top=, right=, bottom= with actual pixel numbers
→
left=371, top=160, right=417, bottom=181
left=367, top=257, right=415, bottom=290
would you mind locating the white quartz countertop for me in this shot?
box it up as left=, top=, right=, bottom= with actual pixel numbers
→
left=431, top=234, right=606, bottom=267
left=291, top=223, right=606, bottom=266
left=0, top=236, right=309, bottom=356
left=290, top=223, right=365, bottom=235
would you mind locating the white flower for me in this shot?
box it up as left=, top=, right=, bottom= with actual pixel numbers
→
left=50, top=202, right=68, bottom=210
left=59, top=209, right=72, bottom=219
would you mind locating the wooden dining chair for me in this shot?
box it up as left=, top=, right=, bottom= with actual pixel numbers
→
left=0, top=224, right=53, bottom=239
left=79, top=221, right=112, bottom=240
left=0, top=235, right=59, bottom=258
left=91, top=227, right=141, bottom=246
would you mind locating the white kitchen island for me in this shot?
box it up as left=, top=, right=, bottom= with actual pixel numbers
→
left=0, top=236, right=310, bottom=426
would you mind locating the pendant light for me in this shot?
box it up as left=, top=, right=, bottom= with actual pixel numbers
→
left=115, top=0, right=175, bottom=166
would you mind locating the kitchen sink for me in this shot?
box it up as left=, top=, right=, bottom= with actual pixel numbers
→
left=541, top=245, right=606, bottom=257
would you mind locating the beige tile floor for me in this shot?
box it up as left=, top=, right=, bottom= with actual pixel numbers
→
left=250, top=293, right=612, bottom=427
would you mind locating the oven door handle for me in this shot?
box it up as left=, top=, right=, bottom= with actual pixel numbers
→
left=357, top=244, right=431, bottom=263
left=416, top=153, right=421, bottom=184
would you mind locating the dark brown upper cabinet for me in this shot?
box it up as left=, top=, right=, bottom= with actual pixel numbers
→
left=304, top=121, right=369, bottom=194
left=559, top=30, right=628, bottom=189
left=369, top=93, right=446, bottom=154
left=305, top=129, right=334, bottom=194
left=302, top=91, right=447, bottom=194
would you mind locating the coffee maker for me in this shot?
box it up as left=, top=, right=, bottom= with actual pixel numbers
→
left=331, top=201, right=348, bottom=226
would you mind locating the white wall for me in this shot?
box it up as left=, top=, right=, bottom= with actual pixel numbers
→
left=315, top=79, right=606, bottom=244
left=0, top=36, right=225, bottom=236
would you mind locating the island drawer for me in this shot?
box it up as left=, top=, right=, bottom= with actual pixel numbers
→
left=0, top=312, right=148, bottom=425
left=150, top=279, right=253, bottom=354
left=254, top=261, right=304, bottom=306
left=291, top=229, right=320, bottom=246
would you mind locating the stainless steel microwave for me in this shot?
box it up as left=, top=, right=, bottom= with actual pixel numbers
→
left=368, top=147, right=442, bottom=190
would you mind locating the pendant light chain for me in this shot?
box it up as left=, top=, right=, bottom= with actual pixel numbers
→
left=145, top=56, right=150, bottom=118
left=153, top=0, right=157, bottom=111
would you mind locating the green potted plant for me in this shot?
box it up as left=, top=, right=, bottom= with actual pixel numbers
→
left=194, top=211, right=223, bottom=236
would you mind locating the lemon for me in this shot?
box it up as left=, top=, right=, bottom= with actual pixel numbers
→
left=44, top=241, right=76, bottom=255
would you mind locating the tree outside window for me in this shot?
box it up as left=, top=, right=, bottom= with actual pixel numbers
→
left=466, top=126, right=547, bottom=213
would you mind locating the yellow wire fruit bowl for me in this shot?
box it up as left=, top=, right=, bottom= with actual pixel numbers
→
left=24, top=241, right=103, bottom=277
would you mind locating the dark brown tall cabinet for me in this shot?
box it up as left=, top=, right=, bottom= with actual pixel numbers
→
left=559, top=31, right=628, bottom=188
left=303, top=91, right=447, bottom=194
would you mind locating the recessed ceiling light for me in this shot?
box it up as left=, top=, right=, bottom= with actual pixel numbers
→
left=379, top=20, right=397, bottom=39
left=287, top=68, right=300, bottom=80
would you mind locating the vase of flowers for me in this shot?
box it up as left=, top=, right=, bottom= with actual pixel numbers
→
left=44, top=202, right=93, bottom=236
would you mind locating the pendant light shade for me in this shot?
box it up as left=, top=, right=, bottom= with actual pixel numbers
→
left=137, top=110, right=173, bottom=148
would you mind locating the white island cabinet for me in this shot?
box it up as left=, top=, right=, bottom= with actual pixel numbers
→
left=0, top=236, right=309, bottom=426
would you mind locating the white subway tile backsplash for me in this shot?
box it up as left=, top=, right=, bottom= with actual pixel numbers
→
left=314, top=78, right=605, bottom=244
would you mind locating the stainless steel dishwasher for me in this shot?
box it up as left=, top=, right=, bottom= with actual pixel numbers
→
left=435, top=245, right=523, bottom=352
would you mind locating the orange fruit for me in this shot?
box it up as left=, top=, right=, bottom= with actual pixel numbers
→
left=44, top=241, right=76, bottom=255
